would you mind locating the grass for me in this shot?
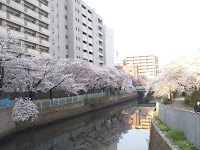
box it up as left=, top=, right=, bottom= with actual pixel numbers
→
left=154, top=111, right=198, bottom=150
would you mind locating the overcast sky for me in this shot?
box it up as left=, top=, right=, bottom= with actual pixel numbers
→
left=84, top=0, right=200, bottom=67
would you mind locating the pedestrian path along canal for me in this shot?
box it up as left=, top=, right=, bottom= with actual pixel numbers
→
left=0, top=100, right=154, bottom=150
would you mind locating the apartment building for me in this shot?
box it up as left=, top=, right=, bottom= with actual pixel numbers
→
left=124, top=55, right=159, bottom=78
left=103, top=25, right=114, bottom=68
left=49, top=0, right=104, bottom=66
left=0, top=0, right=51, bottom=57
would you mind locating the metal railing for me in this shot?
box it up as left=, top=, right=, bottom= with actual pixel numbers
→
left=0, top=90, right=136, bottom=109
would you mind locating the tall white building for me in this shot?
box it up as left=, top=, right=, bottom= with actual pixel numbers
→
left=124, top=55, right=159, bottom=78
left=49, top=0, right=104, bottom=66
left=0, top=0, right=112, bottom=67
left=103, top=25, right=114, bottom=68
left=0, top=0, right=51, bottom=57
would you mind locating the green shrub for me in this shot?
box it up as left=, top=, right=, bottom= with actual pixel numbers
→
left=166, top=130, right=185, bottom=142
left=175, top=140, right=198, bottom=150
left=159, top=124, right=169, bottom=132
left=184, top=95, right=190, bottom=105
left=190, top=91, right=200, bottom=107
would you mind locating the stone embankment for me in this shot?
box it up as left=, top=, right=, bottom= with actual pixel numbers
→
left=0, top=93, right=137, bottom=139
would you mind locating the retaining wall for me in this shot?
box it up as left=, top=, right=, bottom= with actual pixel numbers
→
left=157, top=103, right=200, bottom=149
left=0, top=93, right=137, bottom=139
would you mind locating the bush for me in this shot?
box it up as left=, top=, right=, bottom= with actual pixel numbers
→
left=166, top=130, right=185, bottom=142
left=175, top=140, right=198, bottom=150
left=184, top=95, right=190, bottom=105
left=190, top=91, right=200, bottom=107
left=159, top=124, right=170, bottom=132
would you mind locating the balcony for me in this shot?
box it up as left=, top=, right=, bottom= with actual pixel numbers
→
left=41, top=40, right=50, bottom=47
left=88, top=38, right=93, bottom=44
left=10, top=0, right=24, bottom=11
left=83, top=35, right=87, bottom=41
left=25, top=35, right=39, bottom=44
left=89, top=54, right=93, bottom=60
left=40, top=15, right=50, bottom=24
left=41, top=52, right=51, bottom=57
left=40, top=3, right=50, bottom=13
left=0, top=26, right=7, bottom=33
left=88, top=21, right=92, bottom=28
left=25, top=0, right=39, bottom=8
left=83, top=52, right=88, bottom=59
left=0, top=10, right=6, bottom=19
left=82, top=17, right=87, bottom=24
left=9, top=14, right=24, bottom=25
left=88, top=30, right=93, bottom=36
left=82, top=26, right=87, bottom=33
left=88, top=13, right=92, bottom=20
left=99, top=52, right=103, bottom=56
left=9, top=30, right=24, bottom=39
left=40, top=27, right=50, bottom=35
left=88, top=46, right=93, bottom=52
left=82, top=9, right=87, bottom=16
left=25, top=8, right=39, bottom=19
left=26, top=21, right=39, bottom=31
left=83, top=43, right=87, bottom=50
left=27, top=48, right=40, bottom=55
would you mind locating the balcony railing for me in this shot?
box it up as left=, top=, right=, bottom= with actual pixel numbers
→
left=10, top=0, right=24, bottom=11
left=83, top=52, right=88, bottom=59
left=26, top=21, right=39, bottom=31
left=83, top=43, right=87, bottom=50
left=0, top=10, right=6, bottom=19
left=89, top=54, right=93, bottom=60
left=9, top=14, right=24, bottom=25
left=26, top=8, right=39, bottom=18
left=40, top=15, right=50, bottom=24
left=40, top=27, right=50, bottom=35
left=41, top=40, right=50, bottom=47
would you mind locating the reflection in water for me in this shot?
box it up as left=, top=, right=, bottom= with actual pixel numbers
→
left=0, top=101, right=154, bottom=150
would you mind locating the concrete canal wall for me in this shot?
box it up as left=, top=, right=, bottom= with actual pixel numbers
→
left=149, top=118, right=178, bottom=150
left=0, top=93, right=137, bottom=139
left=157, top=103, right=200, bottom=149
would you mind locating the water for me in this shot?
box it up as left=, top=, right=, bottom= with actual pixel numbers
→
left=0, top=101, right=154, bottom=150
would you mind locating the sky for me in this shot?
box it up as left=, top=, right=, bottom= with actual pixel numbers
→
left=83, top=0, right=200, bottom=67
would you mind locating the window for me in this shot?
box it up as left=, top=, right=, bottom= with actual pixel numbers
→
left=66, top=45, right=68, bottom=49
left=65, top=5, right=67, bottom=10
left=65, top=25, right=67, bottom=29
left=65, top=35, right=68, bottom=39
left=65, top=15, right=67, bottom=19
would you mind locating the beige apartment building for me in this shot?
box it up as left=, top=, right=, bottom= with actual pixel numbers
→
left=0, top=0, right=51, bottom=57
left=124, top=55, right=159, bottom=78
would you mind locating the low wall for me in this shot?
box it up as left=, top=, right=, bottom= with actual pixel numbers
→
left=157, top=103, right=200, bottom=149
left=0, top=93, right=137, bottom=139
left=0, top=108, right=16, bottom=138
left=149, top=118, right=179, bottom=150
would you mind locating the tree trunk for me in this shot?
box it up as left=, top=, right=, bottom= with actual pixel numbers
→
left=50, top=89, right=53, bottom=100
left=0, top=67, right=4, bottom=97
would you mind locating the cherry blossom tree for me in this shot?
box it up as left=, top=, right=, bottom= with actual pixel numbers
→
left=11, top=97, right=39, bottom=122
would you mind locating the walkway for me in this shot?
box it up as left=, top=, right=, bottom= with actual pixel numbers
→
left=168, top=92, right=194, bottom=111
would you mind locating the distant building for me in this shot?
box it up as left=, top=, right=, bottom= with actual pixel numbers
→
left=123, top=55, right=159, bottom=78
left=122, top=65, right=138, bottom=78
left=103, top=25, right=114, bottom=68
left=0, top=0, right=51, bottom=57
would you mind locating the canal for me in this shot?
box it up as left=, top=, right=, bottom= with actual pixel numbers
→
left=0, top=100, right=155, bottom=150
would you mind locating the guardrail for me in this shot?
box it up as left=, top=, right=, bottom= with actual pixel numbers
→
left=0, top=90, right=136, bottom=109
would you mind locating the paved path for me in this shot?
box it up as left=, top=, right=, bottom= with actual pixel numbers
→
left=168, top=92, right=194, bottom=111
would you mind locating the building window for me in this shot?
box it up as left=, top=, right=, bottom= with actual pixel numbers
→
left=65, top=5, right=67, bottom=10
left=65, top=35, right=68, bottom=39
left=65, top=15, right=67, bottom=19
left=65, top=25, right=67, bottom=29
left=66, top=45, right=68, bottom=49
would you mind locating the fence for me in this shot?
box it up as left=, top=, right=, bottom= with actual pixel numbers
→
left=0, top=90, right=136, bottom=109
left=157, top=103, right=200, bottom=149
